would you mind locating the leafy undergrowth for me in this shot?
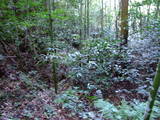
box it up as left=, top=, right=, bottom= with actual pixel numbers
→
left=103, top=80, right=148, bottom=105
left=0, top=71, right=78, bottom=120
left=0, top=32, right=160, bottom=120
left=0, top=70, right=105, bottom=120
left=94, top=98, right=160, bottom=120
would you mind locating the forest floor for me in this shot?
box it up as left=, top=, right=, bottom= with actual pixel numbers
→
left=128, top=32, right=159, bottom=85
left=102, top=33, right=160, bottom=105
left=0, top=33, right=160, bottom=120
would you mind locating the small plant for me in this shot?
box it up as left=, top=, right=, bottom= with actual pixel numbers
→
left=43, top=104, right=56, bottom=118
left=54, top=88, right=86, bottom=112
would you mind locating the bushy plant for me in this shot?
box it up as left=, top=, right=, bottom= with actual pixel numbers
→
left=54, top=88, right=87, bottom=113
left=69, top=37, right=129, bottom=89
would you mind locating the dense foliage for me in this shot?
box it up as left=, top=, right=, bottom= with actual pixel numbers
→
left=0, top=0, right=160, bottom=119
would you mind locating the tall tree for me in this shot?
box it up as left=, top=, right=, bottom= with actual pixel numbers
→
left=80, top=0, right=83, bottom=41
left=156, top=0, right=160, bottom=17
left=84, top=0, right=87, bottom=39
left=86, top=0, right=90, bottom=37
left=147, top=2, right=151, bottom=29
left=83, top=0, right=90, bottom=39
left=101, top=0, right=104, bottom=37
left=120, top=0, right=129, bottom=45
left=48, top=0, right=54, bottom=43
left=48, top=0, right=58, bottom=93
left=114, top=0, right=119, bottom=39
left=138, top=6, right=143, bottom=33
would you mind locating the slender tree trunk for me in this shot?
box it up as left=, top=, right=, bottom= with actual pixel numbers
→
left=114, top=0, right=119, bottom=39
left=48, top=0, right=58, bottom=93
left=48, top=0, right=54, bottom=43
left=101, top=0, right=104, bottom=37
left=156, top=0, right=160, bottom=17
left=52, top=60, right=58, bottom=94
left=12, top=0, right=25, bottom=70
left=84, top=0, right=87, bottom=40
left=132, top=17, right=136, bottom=32
left=144, top=62, right=160, bottom=120
left=120, top=0, right=129, bottom=45
left=108, top=0, right=112, bottom=30
left=139, top=7, right=143, bottom=33
left=135, top=7, right=138, bottom=32
left=147, top=4, right=151, bottom=30
left=130, top=1, right=135, bottom=32
left=86, top=0, right=90, bottom=38
left=147, top=4, right=151, bottom=22
left=104, top=4, right=107, bottom=30
left=26, top=0, right=37, bottom=56
left=80, top=0, right=83, bottom=41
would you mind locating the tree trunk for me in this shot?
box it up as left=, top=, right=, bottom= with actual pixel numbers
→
left=84, top=0, right=87, bottom=40
left=12, top=0, right=25, bottom=70
left=48, top=0, right=54, bottom=43
left=156, top=0, right=160, bottom=17
left=144, top=62, right=160, bottom=120
left=48, top=0, right=58, bottom=93
left=101, top=0, right=104, bottom=37
left=86, top=0, right=90, bottom=38
left=139, top=6, right=143, bottom=33
left=52, top=61, right=58, bottom=94
left=114, top=0, right=119, bottom=40
left=120, top=0, right=129, bottom=45
left=80, top=0, right=83, bottom=41
left=147, top=4, right=151, bottom=30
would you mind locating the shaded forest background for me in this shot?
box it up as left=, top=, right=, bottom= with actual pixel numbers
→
left=0, top=0, right=160, bottom=120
